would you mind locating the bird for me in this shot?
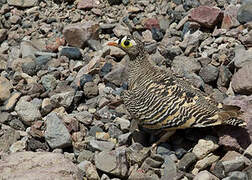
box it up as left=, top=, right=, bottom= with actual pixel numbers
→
left=107, top=34, right=247, bottom=147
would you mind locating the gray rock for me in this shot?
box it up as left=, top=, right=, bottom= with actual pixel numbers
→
left=193, top=136, right=219, bottom=159
left=199, top=64, right=219, bottom=83
left=50, top=91, right=75, bottom=108
left=41, top=74, right=57, bottom=91
left=71, top=111, right=93, bottom=125
left=177, top=152, right=197, bottom=171
left=126, top=143, right=151, bottom=165
left=162, top=155, right=177, bottom=180
left=88, top=126, right=104, bottom=137
left=9, top=118, right=25, bottom=130
left=0, top=152, right=82, bottom=180
left=237, top=2, right=252, bottom=24
left=244, top=144, right=252, bottom=159
left=194, top=153, right=220, bottom=172
left=20, top=41, right=38, bottom=59
left=83, top=82, right=98, bottom=98
left=77, top=149, right=94, bottom=163
left=60, top=47, right=82, bottom=60
left=172, top=56, right=201, bottom=75
left=89, top=140, right=115, bottom=152
left=9, top=137, right=27, bottom=153
left=226, top=171, right=248, bottom=180
left=233, top=47, right=252, bottom=68
left=114, top=117, right=130, bottom=131
left=45, top=112, right=72, bottom=149
left=0, top=128, right=20, bottom=153
left=231, top=61, right=252, bottom=94
left=0, top=76, right=12, bottom=102
left=15, top=96, right=41, bottom=125
left=108, top=124, right=123, bottom=138
left=22, top=60, right=37, bottom=76
left=27, top=138, right=49, bottom=151
left=0, top=112, right=10, bottom=124
left=180, top=30, right=204, bottom=54
left=217, top=65, right=232, bottom=87
left=222, top=157, right=245, bottom=173
left=104, top=63, right=128, bottom=86
left=0, top=29, right=7, bottom=43
left=78, top=160, right=100, bottom=180
left=118, top=132, right=131, bottom=145
left=2, top=91, right=21, bottom=111
left=141, top=155, right=164, bottom=170
left=95, top=147, right=128, bottom=177
left=193, top=170, right=219, bottom=180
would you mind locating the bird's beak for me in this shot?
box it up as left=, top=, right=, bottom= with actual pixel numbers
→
left=107, top=40, right=119, bottom=47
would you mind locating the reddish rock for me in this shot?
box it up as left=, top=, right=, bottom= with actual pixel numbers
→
left=189, top=6, right=223, bottom=28
left=217, top=95, right=252, bottom=151
left=46, top=37, right=65, bottom=52
left=143, top=18, right=160, bottom=30
left=0, top=152, right=82, bottom=180
left=231, top=62, right=252, bottom=94
left=77, top=0, right=100, bottom=10
left=221, top=5, right=240, bottom=29
left=63, top=22, right=100, bottom=48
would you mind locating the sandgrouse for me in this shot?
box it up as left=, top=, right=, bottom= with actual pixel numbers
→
left=107, top=35, right=246, bottom=146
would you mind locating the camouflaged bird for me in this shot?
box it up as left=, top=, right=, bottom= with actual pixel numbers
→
left=108, top=35, right=246, bottom=145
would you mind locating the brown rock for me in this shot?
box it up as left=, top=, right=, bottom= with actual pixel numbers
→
left=0, top=152, right=82, bottom=180
left=77, top=0, right=100, bottom=10
left=143, top=18, right=160, bottom=30
left=0, top=29, right=7, bottom=43
left=0, top=128, right=20, bottom=153
left=189, top=6, right=223, bottom=28
left=231, top=61, right=252, bottom=94
left=0, top=76, right=12, bottom=103
left=2, top=91, right=21, bottom=111
left=63, top=22, right=100, bottom=48
left=221, top=5, right=240, bottom=30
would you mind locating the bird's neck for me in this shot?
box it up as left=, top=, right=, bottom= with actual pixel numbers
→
left=127, top=53, right=153, bottom=89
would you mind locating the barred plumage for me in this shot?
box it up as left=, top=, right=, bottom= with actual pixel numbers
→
left=107, top=35, right=246, bottom=139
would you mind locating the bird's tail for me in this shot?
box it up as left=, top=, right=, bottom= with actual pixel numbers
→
left=217, top=105, right=247, bottom=127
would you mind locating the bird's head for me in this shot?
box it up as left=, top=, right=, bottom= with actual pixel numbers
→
left=107, top=35, right=144, bottom=60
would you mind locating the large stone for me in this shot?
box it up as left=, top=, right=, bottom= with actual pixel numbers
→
left=0, top=29, right=7, bottom=43
left=15, top=96, right=41, bottom=125
left=221, top=5, right=240, bottom=30
left=50, top=91, right=75, bottom=108
left=63, top=22, right=100, bottom=48
left=199, top=64, right=219, bottom=83
left=0, top=152, right=82, bottom=180
left=193, top=170, right=219, bottom=180
left=95, top=147, right=128, bottom=177
left=237, top=2, right=252, bottom=24
left=78, top=160, right=100, bottom=180
left=233, top=47, right=252, bottom=68
left=172, top=55, right=201, bottom=76
left=189, top=6, right=223, bottom=28
left=193, top=136, right=219, bottom=159
left=0, top=128, right=20, bottom=153
left=0, top=76, right=12, bottom=103
left=77, top=0, right=100, bottom=10
left=231, top=61, right=252, bottom=94
left=177, top=152, right=197, bottom=171
left=44, top=112, right=72, bottom=149
left=104, top=63, right=128, bottom=86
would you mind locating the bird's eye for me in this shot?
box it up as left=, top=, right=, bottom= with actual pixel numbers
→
left=121, top=40, right=132, bottom=48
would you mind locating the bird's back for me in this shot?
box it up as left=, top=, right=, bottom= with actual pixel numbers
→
left=123, top=59, right=245, bottom=130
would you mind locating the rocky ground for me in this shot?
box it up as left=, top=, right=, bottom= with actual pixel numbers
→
left=0, top=0, right=252, bottom=179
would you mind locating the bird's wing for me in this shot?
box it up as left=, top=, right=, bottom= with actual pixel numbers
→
left=125, top=67, right=222, bottom=130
